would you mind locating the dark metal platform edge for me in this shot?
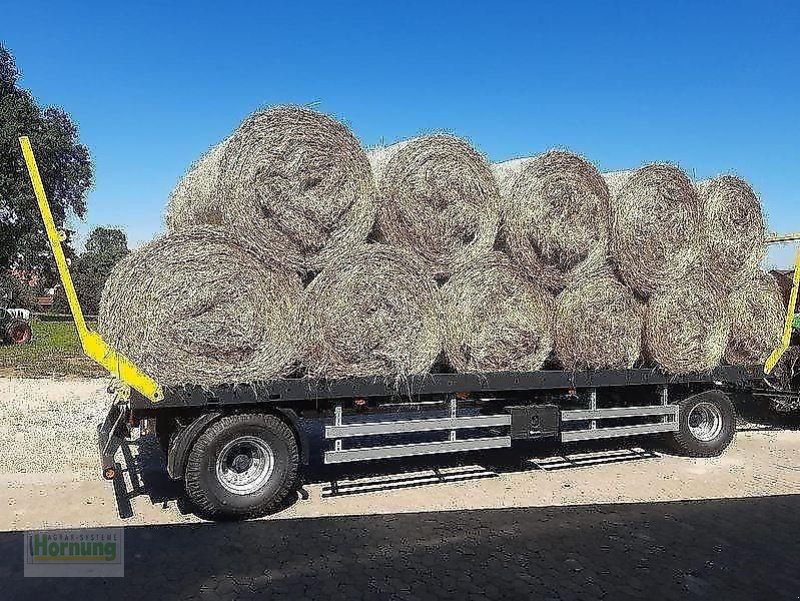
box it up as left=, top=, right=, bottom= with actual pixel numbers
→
left=131, top=365, right=765, bottom=409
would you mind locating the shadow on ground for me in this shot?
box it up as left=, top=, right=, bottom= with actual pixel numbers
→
left=3, top=494, right=800, bottom=600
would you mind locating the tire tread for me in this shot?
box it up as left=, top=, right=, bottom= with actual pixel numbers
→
left=667, top=390, right=735, bottom=457
left=184, top=413, right=299, bottom=519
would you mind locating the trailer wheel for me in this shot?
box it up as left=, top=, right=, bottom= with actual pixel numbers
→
left=667, top=390, right=735, bottom=457
left=184, top=413, right=299, bottom=520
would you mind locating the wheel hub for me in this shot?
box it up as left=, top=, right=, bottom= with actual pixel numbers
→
left=687, top=402, right=723, bottom=443
left=215, top=436, right=275, bottom=496
left=231, top=453, right=252, bottom=472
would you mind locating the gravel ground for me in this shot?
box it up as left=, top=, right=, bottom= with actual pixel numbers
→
left=0, top=378, right=110, bottom=475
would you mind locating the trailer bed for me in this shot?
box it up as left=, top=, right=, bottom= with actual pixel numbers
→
left=133, top=364, right=766, bottom=409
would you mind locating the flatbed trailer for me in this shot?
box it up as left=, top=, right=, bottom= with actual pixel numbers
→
left=19, top=136, right=800, bottom=520
left=104, top=364, right=763, bottom=518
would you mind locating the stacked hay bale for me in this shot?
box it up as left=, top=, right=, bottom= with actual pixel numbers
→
left=602, top=166, right=776, bottom=373
left=701, top=176, right=781, bottom=369
left=294, top=244, right=443, bottom=380
left=100, top=104, right=783, bottom=383
left=493, top=150, right=645, bottom=370
left=102, top=106, right=395, bottom=386
left=554, top=265, right=644, bottom=370
left=165, top=105, right=378, bottom=275
left=724, top=271, right=784, bottom=365
left=604, top=164, right=702, bottom=297
left=771, top=269, right=798, bottom=312
left=368, top=134, right=501, bottom=281
left=441, top=252, right=554, bottom=372
left=493, top=150, right=610, bottom=292
left=98, top=226, right=302, bottom=386
left=644, top=274, right=731, bottom=373
left=603, top=164, right=722, bottom=373
left=697, top=176, right=766, bottom=293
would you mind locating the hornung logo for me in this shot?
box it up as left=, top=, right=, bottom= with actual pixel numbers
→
left=24, top=528, right=124, bottom=576
left=28, top=533, right=117, bottom=563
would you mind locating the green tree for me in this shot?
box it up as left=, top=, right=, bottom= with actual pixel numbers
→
left=0, top=42, right=93, bottom=284
left=52, top=227, right=129, bottom=315
left=0, top=270, right=36, bottom=309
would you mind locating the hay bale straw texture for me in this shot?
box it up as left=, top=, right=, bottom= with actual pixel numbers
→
left=441, top=252, right=554, bottom=372
left=725, top=271, right=784, bottom=365
left=493, top=151, right=610, bottom=292
left=165, top=105, right=377, bottom=273
left=697, top=175, right=766, bottom=293
left=554, top=266, right=644, bottom=370
left=771, top=269, right=799, bottom=313
left=98, top=226, right=302, bottom=386
left=368, top=135, right=501, bottom=280
left=644, top=276, right=730, bottom=374
left=295, top=244, right=443, bottom=379
left=772, top=346, right=800, bottom=390
left=604, top=164, right=701, bottom=297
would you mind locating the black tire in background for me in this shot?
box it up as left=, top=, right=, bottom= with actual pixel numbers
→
left=666, top=390, right=736, bottom=457
left=184, top=413, right=300, bottom=520
left=6, top=318, right=31, bottom=344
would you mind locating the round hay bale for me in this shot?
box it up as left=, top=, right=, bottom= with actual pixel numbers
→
left=164, top=140, right=228, bottom=232
left=295, top=244, right=443, bottom=379
left=771, top=269, right=799, bottom=315
left=604, top=164, right=701, bottom=297
left=554, top=266, right=644, bottom=370
left=697, top=175, right=766, bottom=293
left=441, top=252, right=554, bottom=372
left=644, top=276, right=730, bottom=374
left=98, top=225, right=302, bottom=387
left=165, top=105, right=377, bottom=273
left=725, top=271, right=784, bottom=365
left=493, top=150, right=610, bottom=292
left=772, top=346, right=800, bottom=390
left=368, top=134, right=501, bottom=281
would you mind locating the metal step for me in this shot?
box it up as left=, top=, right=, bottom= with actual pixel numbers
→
left=561, top=421, right=678, bottom=443
left=324, top=436, right=512, bottom=464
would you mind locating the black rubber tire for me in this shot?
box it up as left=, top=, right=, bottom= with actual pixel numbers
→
left=666, top=390, right=736, bottom=457
left=184, top=413, right=299, bottom=520
left=6, top=319, right=31, bottom=344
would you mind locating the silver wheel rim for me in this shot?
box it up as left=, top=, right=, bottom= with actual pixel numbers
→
left=215, top=435, right=275, bottom=495
left=687, top=402, right=723, bottom=443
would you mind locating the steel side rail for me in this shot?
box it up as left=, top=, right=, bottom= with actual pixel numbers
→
left=18, top=136, right=163, bottom=403
left=325, top=437, right=512, bottom=464
left=325, top=415, right=512, bottom=439
left=766, top=232, right=800, bottom=244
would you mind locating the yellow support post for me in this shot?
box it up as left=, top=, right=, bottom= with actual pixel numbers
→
left=18, top=136, right=163, bottom=403
left=765, top=247, right=800, bottom=375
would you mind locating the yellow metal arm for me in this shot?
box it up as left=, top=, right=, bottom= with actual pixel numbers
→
left=765, top=247, right=800, bottom=375
left=18, top=136, right=163, bottom=403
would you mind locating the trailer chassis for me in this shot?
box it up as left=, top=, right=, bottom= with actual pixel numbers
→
left=95, top=366, right=756, bottom=480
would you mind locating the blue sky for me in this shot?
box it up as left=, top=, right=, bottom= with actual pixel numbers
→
left=4, top=0, right=799, bottom=266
